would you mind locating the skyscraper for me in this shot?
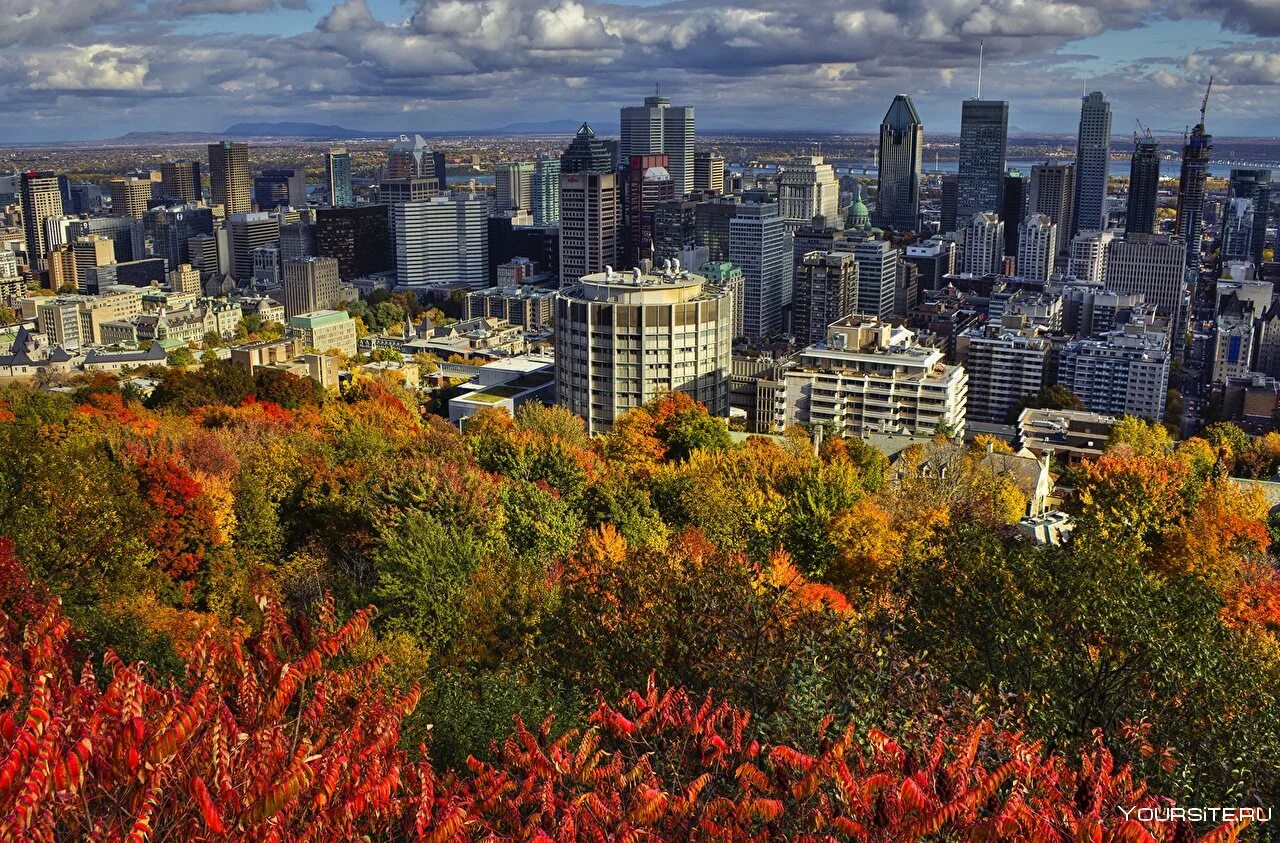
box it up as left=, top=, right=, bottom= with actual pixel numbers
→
left=386, top=134, right=432, bottom=179
left=693, top=151, right=725, bottom=194
left=1125, top=135, right=1160, bottom=235
left=940, top=175, right=958, bottom=233
left=108, top=177, right=153, bottom=219
left=1105, top=233, right=1187, bottom=321
left=253, top=169, right=306, bottom=211
left=956, top=99, right=1009, bottom=222
left=777, top=156, right=840, bottom=226
left=558, top=171, right=619, bottom=285
left=620, top=93, right=696, bottom=195
left=1017, top=214, right=1057, bottom=281
left=874, top=94, right=923, bottom=232
left=961, top=212, right=1004, bottom=275
left=1028, top=162, right=1077, bottom=236
left=531, top=155, right=561, bottom=225
left=1072, top=91, right=1112, bottom=234
left=729, top=202, right=788, bottom=338
left=208, top=142, right=251, bottom=215
left=1228, top=168, right=1272, bottom=266
left=1175, top=110, right=1212, bottom=270
left=326, top=147, right=353, bottom=207
left=625, top=154, right=675, bottom=266
left=20, top=171, right=64, bottom=272
left=1001, top=171, right=1028, bottom=257
left=560, top=123, right=613, bottom=174
left=494, top=162, right=535, bottom=212
left=159, top=160, right=202, bottom=205
left=392, top=192, right=489, bottom=288
left=282, top=256, right=341, bottom=319
left=316, top=205, right=391, bottom=280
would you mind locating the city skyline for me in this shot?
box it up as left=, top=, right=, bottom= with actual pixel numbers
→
left=3, top=0, right=1280, bottom=143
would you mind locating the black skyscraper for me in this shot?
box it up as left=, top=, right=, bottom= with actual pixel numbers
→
left=874, top=94, right=923, bottom=232
left=1176, top=123, right=1212, bottom=269
left=956, top=100, right=1009, bottom=223
left=1125, top=135, right=1160, bottom=235
left=316, top=205, right=391, bottom=279
left=1001, top=171, right=1027, bottom=257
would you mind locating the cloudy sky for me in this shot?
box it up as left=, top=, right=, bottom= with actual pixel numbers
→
left=2, top=0, right=1279, bottom=142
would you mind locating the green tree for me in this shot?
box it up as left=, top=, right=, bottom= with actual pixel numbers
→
left=1006, top=384, right=1086, bottom=424
left=167, top=346, right=197, bottom=367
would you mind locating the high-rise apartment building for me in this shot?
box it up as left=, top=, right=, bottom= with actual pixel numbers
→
left=20, top=171, right=64, bottom=272
left=207, top=142, right=251, bottom=215
left=777, top=156, right=840, bottom=226
left=1068, top=230, right=1114, bottom=282
left=793, top=251, right=858, bottom=347
left=698, top=261, right=744, bottom=338
left=620, top=94, right=695, bottom=194
left=956, top=99, right=1009, bottom=221
left=392, top=192, right=489, bottom=288
left=560, top=123, right=613, bottom=174
left=282, top=256, right=341, bottom=319
left=47, top=247, right=77, bottom=291
left=1058, top=322, right=1170, bottom=420
left=961, top=212, right=1004, bottom=275
left=531, top=155, right=561, bottom=225
left=159, top=160, right=202, bottom=205
left=729, top=202, right=788, bottom=338
left=326, top=147, right=353, bottom=207
left=1125, top=136, right=1160, bottom=235
left=494, top=161, right=535, bottom=212
left=624, top=155, right=674, bottom=266
left=1017, top=214, right=1057, bottom=281
left=853, top=239, right=899, bottom=320
left=1072, top=91, right=1112, bottom=234
left=693, top=151, right=724, bottom=195
left=1175, top=117, right=1212, bottom=269
left=1222, top=199, right=1256, bottom=264
left=554, top=266, right=731, bottom=434
left=874, top=94, right=923, bottom=232
left=1028, top=162, right=1076, bottom=236
left=108, top=178, right=153, bottom=219
left=558, top=171, right=619, bottom=285
left=955, top=323, right=1051, bottom=423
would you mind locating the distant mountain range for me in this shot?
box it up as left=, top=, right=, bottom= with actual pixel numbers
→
left=98, top=120, right=588, bottom=144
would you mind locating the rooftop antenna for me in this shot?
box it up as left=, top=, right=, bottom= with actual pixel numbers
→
left=976, top=40, right=984, bottom=99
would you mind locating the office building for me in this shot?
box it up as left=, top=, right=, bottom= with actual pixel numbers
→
left=188, top=233, right=222, bottom=277
left=494, top=161, right=535, bottom=212
left=72, top=235, right=115, bottom=292
left=108, top=178, right=153, bottom=219
left=957, top=99, right=1009, bottom=221
left=793, top=251, right=857, bottom=347
left=1125, top=135, right=1160, bottom=235
left=1222, top=199, right=1256, bottom=264
left=699, top=261, right=744, bottom=338
left=554, top=266, right=732, bottom=434
left=558, top=171, right=619, bottom=285
left=624, top=154, right=675, bottom=266
left=47, top=247, right=76, bottom=290
left=1072, top=91, right=1112, bottom=234
left=159, top=160, right=202, bottom=205
left=956, top=323, right=1052, bottom=423
left=619, top=93, right=695, bottom=194
left=1058, top=322, right=1170, bottom=420
left=253, top=168, right=306, bottom=211
left=940, top=174, right=958, bottom=233
left=65, top=216, right=144, bottom=264
left=253, top=245, right=280, bottom=284
left=466, top=285, right=556, bottom=330
left=653, top=199, right=700, bottom=265
left=226, top=212, right=280, bottom=281
left=1228, top=168, right=1272, bottom=266
left=326, top=147, right=353, bottom=207
left=777, top=156, right=840, bottom=226
left=168, top=264, right=201, bottom=295
left=1017, top=214, right=1057, bottom=282
left=282, top=256, right=341, bottom=318
left=779, top=316, right=968, bottom=436
left=696, top=196, right=739, bottom=263
left=386, top=134, right=433, bottom=179
left=729, top=202, right=788, bottom=337
left=289, top=309, right=357, bottom=358
left=279, top=222, right=318, bottom=262
left=1068, top=230, right=1114, bottom=282
left=874, top=94, right=924, bottom=231
left=561, top=123, right=613, bottom=174
left=20, top=171, right=64, bottom=273
left=531, top=155, right=561, bottom=225
left=149, top=205, right=213, bottom=270
left=854, top=239, right=899, bottom=319
left=208, top=142, right=251, bottom=215
left=1028, top=162, right=1076, bottom=237
left=694, top=151, right=725, bottom=194
left=961, top=212, right=1004, bottom=275
left=1104, top=233, right=1186, bottom=320
left=393, top=192, right=489, bottom=288
left=316, top=205, right=390, bottom=279
left=1175, top=114, right=1212, bottom=269
left=1000, top=172, right=1029, bottom=257
left=905, top=239, right=956, bottom=291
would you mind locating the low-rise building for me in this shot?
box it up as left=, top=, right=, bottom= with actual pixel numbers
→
left=289, top=310, right=358, bottom=358
left=465, top=285, right=556, bottom=330
left=1015, top=407, right=1117, bottom=465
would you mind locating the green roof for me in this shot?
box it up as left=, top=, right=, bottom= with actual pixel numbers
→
left=290, top=310, right=350, bottom=329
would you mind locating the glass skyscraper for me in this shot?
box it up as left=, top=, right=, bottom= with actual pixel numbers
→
left=956, top=100, right=1009, bottom=224
left=874, top=94, right=923, bottom=232
left=1072, top=91, right=1112, bottom=234
left=326, top=147, right=353, bottom=207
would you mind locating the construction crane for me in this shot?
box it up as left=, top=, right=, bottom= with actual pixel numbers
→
left=1199, top=76, right=1213, bottom=127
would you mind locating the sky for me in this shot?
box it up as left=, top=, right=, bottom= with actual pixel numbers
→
left=2, top=0, right=1280, bottom=142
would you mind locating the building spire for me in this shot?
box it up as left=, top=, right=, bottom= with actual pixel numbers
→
left=977, top=39, right=984, bottom=99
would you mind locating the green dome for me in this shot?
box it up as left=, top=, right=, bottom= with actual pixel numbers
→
left=847, top=185, right=871, bottom=230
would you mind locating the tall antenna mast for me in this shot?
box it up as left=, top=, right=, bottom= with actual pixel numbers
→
left=976, top=40, right=984, bottom=99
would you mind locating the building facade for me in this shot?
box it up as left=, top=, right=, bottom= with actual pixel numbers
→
left=874, top=94, right=924, bottom=232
